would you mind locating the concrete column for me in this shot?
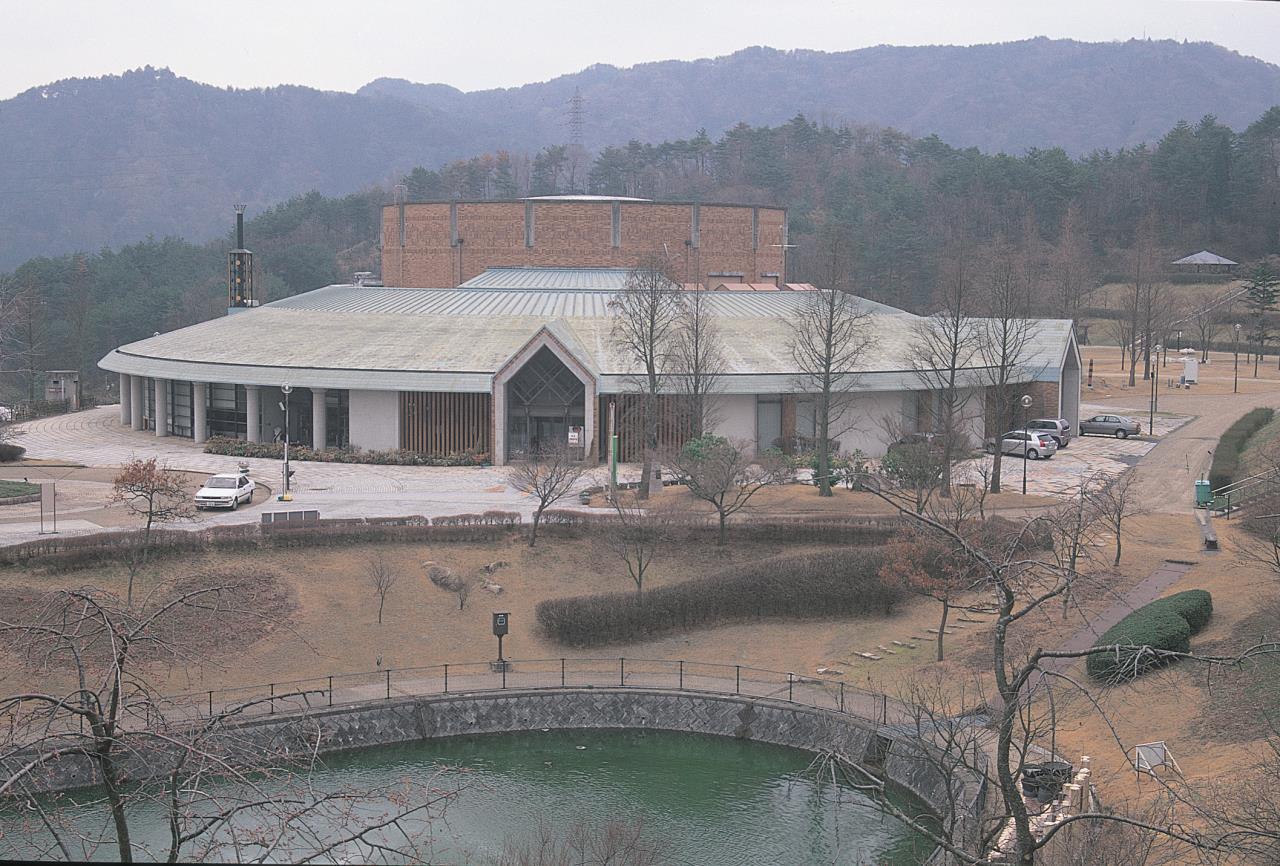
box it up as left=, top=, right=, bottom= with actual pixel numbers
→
left=192, top=382, right=208, bottom=444
left=311, top=387, right=327, bottom=449
left=245, top=385, right=261, bottom=443
left=583, top=380, right=597, bottom=462
left=119, top=373, right=131, bottom=425
left=129, top=376, right=145, bottom=430
left=153, top=378, right=169, bottom=438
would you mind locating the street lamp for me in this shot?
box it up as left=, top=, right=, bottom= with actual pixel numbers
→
left=1234, top=323, right=1242, bottom=394
left=1020, top=394, right=1034, bottom=496
left=279, top=384, right=293, bottom=500
left=1149, top=346, right=1161, bottom=435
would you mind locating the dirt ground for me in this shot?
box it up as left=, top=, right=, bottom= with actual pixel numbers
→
left=1081, top=343, right=1280, bottom=402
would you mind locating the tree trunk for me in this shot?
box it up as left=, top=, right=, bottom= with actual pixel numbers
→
left=817, top=404, right=832, bottom=497
left=936, top=599, right=949, bottom=662
left=990, top=429, right=1004, bottom=494
left=99, top=751, right=134, bottom=863
left=1113, top=522, right=1123, bottom=567
left=530, top=510, right=541, bottom=548
left=718, top=511, right=727, bottom=546
left=377, top=595, right=385, bottom=625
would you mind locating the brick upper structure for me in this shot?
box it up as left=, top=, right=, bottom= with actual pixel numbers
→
left=380, top=197, right=788, bottom=288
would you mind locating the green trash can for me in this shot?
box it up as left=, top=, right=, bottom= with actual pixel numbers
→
left=1195, top=479, right=1212, bottom=507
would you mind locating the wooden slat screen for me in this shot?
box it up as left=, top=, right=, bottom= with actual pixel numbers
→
left=400, top=392, right=491, bottom=456
left=597, top=393, right=694, bottom=463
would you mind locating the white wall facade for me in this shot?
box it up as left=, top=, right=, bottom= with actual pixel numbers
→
left=833, top=390, right=913, bottom=457
left=349, top=389, right=401, bottom=451
left=710, top=395, right=757, bottom=445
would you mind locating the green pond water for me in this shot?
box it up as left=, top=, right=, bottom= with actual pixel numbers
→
left=3, top=729, right=933, bottom=864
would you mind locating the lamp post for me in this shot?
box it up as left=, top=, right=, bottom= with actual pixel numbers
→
left=279, top=384, right=293, bottom=500
left=1020, top=394, right=1034, bottom=496
left=1234, top=323, right=1242, bottom=394
left=1149, top=346, right=1161, bottom=435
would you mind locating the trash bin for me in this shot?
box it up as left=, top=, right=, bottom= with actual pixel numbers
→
left=1195, top=479, right=1212, bottom=508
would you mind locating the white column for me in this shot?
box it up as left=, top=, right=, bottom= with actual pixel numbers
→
left=153, top=378, right=169, bottom=438
left=245, top=385, right=261, bottom=443
left=192, top=382, right=208, bottom=444
left=311, top=387, right=327, bottom=449
left=119, top=373, right=131, bottom=425
left=583, top=380, right=597, bottom=462
left=129, top=376, right=145, bottom=430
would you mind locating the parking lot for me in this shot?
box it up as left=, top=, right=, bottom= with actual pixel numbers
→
left=956, top=404, right=1190, bottom=496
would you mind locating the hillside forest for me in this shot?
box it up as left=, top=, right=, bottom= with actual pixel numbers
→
left=2, top=106, right=1279, bottom=403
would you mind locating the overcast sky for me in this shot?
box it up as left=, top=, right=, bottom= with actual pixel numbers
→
left=4, top=0, right=1277, bottom=100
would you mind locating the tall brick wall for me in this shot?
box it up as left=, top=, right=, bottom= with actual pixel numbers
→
left=380, top=200, right=786, bottom=288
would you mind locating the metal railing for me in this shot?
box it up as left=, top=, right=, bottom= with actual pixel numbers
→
left=142, top=657, right=900, bottom=728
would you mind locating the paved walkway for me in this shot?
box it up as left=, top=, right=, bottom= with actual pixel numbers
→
left=1, top=406, right=602, bottom=543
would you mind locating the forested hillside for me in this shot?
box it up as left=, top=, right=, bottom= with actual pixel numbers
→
left=4, top=104, right=1279, bottom=406
left=2, top=38, right=1278, bottom=266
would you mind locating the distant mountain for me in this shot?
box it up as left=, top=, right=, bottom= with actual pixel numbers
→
left=1, top=38, right=1278, bottom=267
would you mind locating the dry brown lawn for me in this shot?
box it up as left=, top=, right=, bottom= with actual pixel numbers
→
left=1081, top=344, right=1280, bottom=402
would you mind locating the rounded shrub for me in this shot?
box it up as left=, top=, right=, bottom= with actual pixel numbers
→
left=1086, top=589, right=1213, bottom=683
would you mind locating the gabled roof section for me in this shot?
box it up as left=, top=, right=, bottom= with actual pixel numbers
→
left=493, top=318, right=597, bottom=387
left=1172, top=250, right=1238, bottom=266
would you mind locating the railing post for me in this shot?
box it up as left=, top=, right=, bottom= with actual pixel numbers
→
left=502, top=661, right=507, bottom=689
left=208, top=690, right=213, bottom=718
left=881, top=693, right=888, bottom=725
left=679, top=660, right=684, bottom=690
left=269, top=683, right=275, bottom=715
left=328, top=676, right=333, bottom=707
left=787, top=672, right=794, bottom=703
left=620, top=657, right=625, bottom=687
left=561, top=658, right=566, bottom=688
left=735, top=665, right=740, bottom=695
left=444, top=664, right=449, bottom=694
left=386, top=669, right=391, bottom=700
left=839, top=682, right=845, bottom=713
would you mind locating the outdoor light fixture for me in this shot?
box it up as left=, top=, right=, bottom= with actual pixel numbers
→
left=1149, top=347, right=1161, bottom=435
left=279, top=384, right=293, bottom=500
left=1020, top=394, right=1034, bottom=496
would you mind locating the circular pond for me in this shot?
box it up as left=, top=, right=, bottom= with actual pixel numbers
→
left=4, top=729, right=933, bottom=864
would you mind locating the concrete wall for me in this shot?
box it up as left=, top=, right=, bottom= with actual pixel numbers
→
left=833, top=391, right=912, bottom=456
left=348, top=389, right=401, bottom=451
left=712, top=394, right=757, bottom=445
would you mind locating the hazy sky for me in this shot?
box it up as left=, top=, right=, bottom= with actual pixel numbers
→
left=4, top=0, right=1277, bottom=100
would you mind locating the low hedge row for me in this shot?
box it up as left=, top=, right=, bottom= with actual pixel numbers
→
left=203, top=436, right=490, bottom=467
left=0, top=513, right=524, bottom=570
left=1208, top=408, right=1274, bottom=493
left=537, top=509, right=899, bottom=546
left=0, top=442, right=25, bottom=462
left=535, top=549, right=901, bottom=648
left=1086, top=590, right=1213, bottom=683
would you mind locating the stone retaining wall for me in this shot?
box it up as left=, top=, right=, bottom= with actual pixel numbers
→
left=7, top=688, right=985, bottom=859
left=0, top=493, right=40, bottom=506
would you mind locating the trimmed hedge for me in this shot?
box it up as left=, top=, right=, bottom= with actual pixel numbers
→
left=0, top=442, right=25, bottom=462
left=1086, top=590, right=1213, bottom=683
left=203, top=436, right=489, bottom=467
left=1208, top=408, right=1274, bottom=493
left=535, top=549, right=901, bottom=647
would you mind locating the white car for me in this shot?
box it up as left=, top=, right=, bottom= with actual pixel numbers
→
left=194, top=473, right=255, bottom=510
left=0, top=405, right=12, bottom=422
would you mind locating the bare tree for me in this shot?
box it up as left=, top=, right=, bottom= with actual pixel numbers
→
left=978, top=238, right=1042, bottom=493
left=910, top=273, right=982, bottom=497
left=670, top=284, right=724, bottom=438
left=0, top=583, right=457, bottom=863
left=666, top=436, right=785, bottom=545
left=610, top=254, right=684, bottom=499
left=1049, top=203, right=1094, bottom=322
left=1089, top=470, right=1144, bottom=567
left=596, top=499, right=672, bottom=595
left=109, top=457, right=194, bottom=605
left=508, top=447, right=589, bottom=548
left=366, top=552, right=399, bottom=624
left=788, top=224, right=877, bottom=496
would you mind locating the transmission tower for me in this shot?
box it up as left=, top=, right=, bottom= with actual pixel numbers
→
left=567, top=88, right=585, bottom=150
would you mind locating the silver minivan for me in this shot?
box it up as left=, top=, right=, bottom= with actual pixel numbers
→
left=987, top=429, right=1059, bottom=460
left=1027, top=418, right=1071, bottom=448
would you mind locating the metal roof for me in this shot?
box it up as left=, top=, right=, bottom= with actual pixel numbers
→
left=1172, top=250, right=1238, bottom=266
left=459, top=267, right=634, bottom=291
left=100, top=282, right=1075, bottom=395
